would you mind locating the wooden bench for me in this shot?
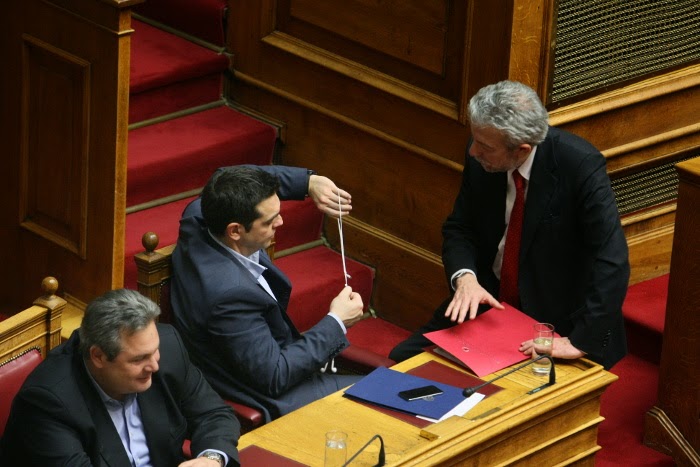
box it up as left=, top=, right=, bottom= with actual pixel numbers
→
left=0, top=277, right=65, bottom=362
left=0, top=277, right=65, bottom=436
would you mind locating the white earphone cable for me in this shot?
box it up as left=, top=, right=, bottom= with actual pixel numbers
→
left=337, top=191, right=351, bottom=286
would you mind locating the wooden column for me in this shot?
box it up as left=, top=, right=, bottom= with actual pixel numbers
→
left=643, top=158, right=700, bottom=466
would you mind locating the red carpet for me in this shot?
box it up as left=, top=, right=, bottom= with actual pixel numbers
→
left=130, top=20, right=228, bottom=94
left=134, top=0, right=227, bottom=46
left=622, top=274, right=668, bottom=335
left=275, top=198, right=324, bottom=251
left=347, top=317, right=411, bottom=358
left=622, top=274, right=669, bottom=365
left=129, top=20, right=229, bottom=123
left=596, top=354, right=674, bottom=466
left=276, top=246, right=375, bottom=333
left=127, top=106, right=276, bottom=207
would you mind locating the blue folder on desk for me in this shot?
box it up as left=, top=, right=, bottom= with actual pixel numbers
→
left=343, top=366, right=466, bottom=420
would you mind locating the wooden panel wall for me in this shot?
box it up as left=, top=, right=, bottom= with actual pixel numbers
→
left=0, top=0, right=138, bottom=311
left=509, top=0, right=700, bottom=285
left=228, top=0, right=700, bottom=331
left=228, top=1, right=514, bottom=329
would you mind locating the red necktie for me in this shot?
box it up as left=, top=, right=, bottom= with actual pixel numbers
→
left=500, top=170, right=526, bottom=307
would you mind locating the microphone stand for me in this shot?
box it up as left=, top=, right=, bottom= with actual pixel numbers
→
left=342, top=434, right=385, bottom=467
left=463, top=355, right=556, bottom=397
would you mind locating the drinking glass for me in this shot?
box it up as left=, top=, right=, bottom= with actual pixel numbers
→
left=532, top=323, right=554, bottom=375
left=324, top=430, right=348, bottom=467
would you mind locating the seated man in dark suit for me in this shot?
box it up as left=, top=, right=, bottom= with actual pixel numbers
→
left=1, top=288, right=239, bottom=467
left=171, top=165, right=365, bottom=422
left=390, top=80, right=630, bottom=370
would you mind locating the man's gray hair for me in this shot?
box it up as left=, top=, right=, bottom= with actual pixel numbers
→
left=79, top=289, right=161, bottom=360
left=468, top=80, right=549, bottom=148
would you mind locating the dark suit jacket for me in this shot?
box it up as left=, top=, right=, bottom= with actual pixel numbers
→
left=171, top=165, right=349, bottom=421
left=442, top=127, right=629, bottom=369
left=1, top=324, right=240, bottom=467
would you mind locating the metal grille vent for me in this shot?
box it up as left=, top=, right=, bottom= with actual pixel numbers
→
left=611, top=154, right=699, bottom=216
left=552, top=0, right=700, bottom=103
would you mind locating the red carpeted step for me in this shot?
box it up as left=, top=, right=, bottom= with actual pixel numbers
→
left=277, top=244, right=410, bottom=358
left=127, top=106, right=276, bottom=207
left=130, top=19, right=229, bottom=122
left=596, top=354, right=674, bottom=466
left=622, top=274, right=668, bottom=364
left=134, top=0, right=227, bottom=46
left=346, top=317, right=411, bottom=359
left=622, top=274, right=668, bottom=334
left=275, top=198, right=324, bottom=252
left=276, top=246, right=375, bottom=333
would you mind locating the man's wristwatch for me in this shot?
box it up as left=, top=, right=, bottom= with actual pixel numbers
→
left=200, top=450, right=225, bottom=466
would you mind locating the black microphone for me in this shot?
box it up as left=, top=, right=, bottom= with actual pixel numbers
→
left=462, top=355, right=556, bottom=397
left=342, top=434, right=384, bottom=466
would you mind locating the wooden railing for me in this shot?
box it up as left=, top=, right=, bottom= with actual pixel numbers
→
left=0, top=277, right=65, bottom=362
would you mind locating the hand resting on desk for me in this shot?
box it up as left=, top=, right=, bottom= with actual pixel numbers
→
left=519, top=336, right=586, bottom=360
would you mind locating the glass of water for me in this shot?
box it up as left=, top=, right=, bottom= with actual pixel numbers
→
left=324, top=430, right=348, bottom=467
left=532, top=323, right=554, bottom=375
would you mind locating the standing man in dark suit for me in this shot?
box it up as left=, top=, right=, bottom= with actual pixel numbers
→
left=390, top=80, right=629, bottom=369
left=171, top=165, right=364, bottom=422
left=1, top=288, right=239, bottom=467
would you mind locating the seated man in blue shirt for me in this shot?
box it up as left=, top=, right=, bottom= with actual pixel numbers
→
left=171, top=165, right=365, bottom=422
left=1, top=288, right=239, bottom=467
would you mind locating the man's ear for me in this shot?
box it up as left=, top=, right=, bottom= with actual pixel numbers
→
left=225, top=222, right=243, bottom=241
left=89, top=345, right=107, bottom=368
left=516, top=143, right=532, bottom=160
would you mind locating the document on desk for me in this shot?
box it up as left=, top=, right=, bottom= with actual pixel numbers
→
left=344, top=366, right=470, bottom=420
left=416, top=392, right=485, bottom=423
left=424, top=302, right=548, bottom=377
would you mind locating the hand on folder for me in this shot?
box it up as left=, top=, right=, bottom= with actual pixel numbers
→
left=426, top=303, right=557, bottom=376
left=445, top=273, right=503, bottom=323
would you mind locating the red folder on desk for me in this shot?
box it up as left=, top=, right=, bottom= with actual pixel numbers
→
left=424, top=303, right=549, bottom=377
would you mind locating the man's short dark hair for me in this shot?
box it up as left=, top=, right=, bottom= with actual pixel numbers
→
left=201, top=166, right=280, bottom=235
left=79, top=289, right=160, bottom=360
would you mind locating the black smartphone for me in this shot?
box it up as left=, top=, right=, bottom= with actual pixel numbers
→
left=398, top=385, right=444, bottom=401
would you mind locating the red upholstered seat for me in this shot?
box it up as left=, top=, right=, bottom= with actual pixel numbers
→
left=0, top=348, right=42, bottom=437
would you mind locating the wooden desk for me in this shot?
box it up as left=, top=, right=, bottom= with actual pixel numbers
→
left=239, top=353, right=616, bottom=466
